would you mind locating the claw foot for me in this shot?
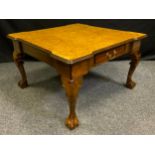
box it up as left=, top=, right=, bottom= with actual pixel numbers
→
left=18, top=80, right=28, bottom=89
left=126, top=80, right=136, bottom=89
left=65, top=115, right=79, bottom=130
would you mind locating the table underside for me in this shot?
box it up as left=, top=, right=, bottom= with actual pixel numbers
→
left=12, top=38, right=143, bottom=129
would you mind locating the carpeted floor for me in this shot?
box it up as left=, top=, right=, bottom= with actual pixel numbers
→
left=0, top=61, right=154, bottom=135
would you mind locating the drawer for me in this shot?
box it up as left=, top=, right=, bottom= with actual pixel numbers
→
left=95, top=44, right=130, bottom=65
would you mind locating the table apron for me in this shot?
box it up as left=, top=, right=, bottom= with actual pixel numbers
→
left=94, top=43, right=132, bottom=65
left=19, top=40, right=141, bottom=79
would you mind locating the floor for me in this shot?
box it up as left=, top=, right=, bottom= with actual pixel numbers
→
left=0, top=61, right=154, bottom=134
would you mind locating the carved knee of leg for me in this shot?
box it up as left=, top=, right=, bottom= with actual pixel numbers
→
left=13, top=52, right=24, bottom=65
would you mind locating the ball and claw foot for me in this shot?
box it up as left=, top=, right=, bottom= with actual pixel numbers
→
left=65, top=115, right=79, bottom=130
left=18, top=80, right=28, bottom=89
left=125, top=80, right=136, bottom=89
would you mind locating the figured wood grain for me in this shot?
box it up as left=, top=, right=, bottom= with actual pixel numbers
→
left=8, top=23, right=146, bottom=64
left=8, top=24, right=147, bottom=130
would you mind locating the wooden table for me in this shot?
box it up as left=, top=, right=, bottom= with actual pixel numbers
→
left=8, top=23, right=147, bottom=129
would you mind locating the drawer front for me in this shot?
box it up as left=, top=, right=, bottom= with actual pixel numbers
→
left=95, top=44, right=130, bottom=65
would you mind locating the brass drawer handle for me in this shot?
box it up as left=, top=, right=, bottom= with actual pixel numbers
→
left=113, top=50, right=117, bottom=55
left=106, top=49, right=118, bottom=59
left=106, top=53, right=112, bottom=59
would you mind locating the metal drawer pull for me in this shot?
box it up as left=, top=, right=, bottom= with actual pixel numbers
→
left=106, top=50, right=117, bottom=59
left=113, top=50, right=117, bottom=55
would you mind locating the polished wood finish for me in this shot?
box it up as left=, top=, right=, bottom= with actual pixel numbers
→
left=126, top=41, right=141, bottom=89
left=13, top=40, right=28, bottom=88
left=61, top=76, right=83, bottom=129
left=94, top=43, right=130, bottom=65
left=11, top=40, right=144, bottom=129
left=8, top=23, right=147, bottom=64
left=8, top=24, right=147, bottom=129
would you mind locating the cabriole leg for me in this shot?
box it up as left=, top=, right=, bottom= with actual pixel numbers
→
left=61, top=76, right=83, bottom=129
left=126, top=41, right=141, bottom=89
left=13, top=51, right=28, bottom=89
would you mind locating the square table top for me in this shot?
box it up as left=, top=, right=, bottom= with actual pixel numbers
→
left=8, top=23, right=146, bottom=63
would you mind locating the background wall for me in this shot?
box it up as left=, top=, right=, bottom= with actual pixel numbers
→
left=0, top=19, right=155, bottom=62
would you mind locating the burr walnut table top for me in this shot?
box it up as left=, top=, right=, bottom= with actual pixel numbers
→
left=8, top=23, right=146, bottom=64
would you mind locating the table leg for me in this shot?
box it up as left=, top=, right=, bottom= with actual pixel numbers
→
left=13, top=51, right=28, bottom=89
left=126, top=50, right=141, bottom=89
left=61, top=76, right=83, bottom=129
